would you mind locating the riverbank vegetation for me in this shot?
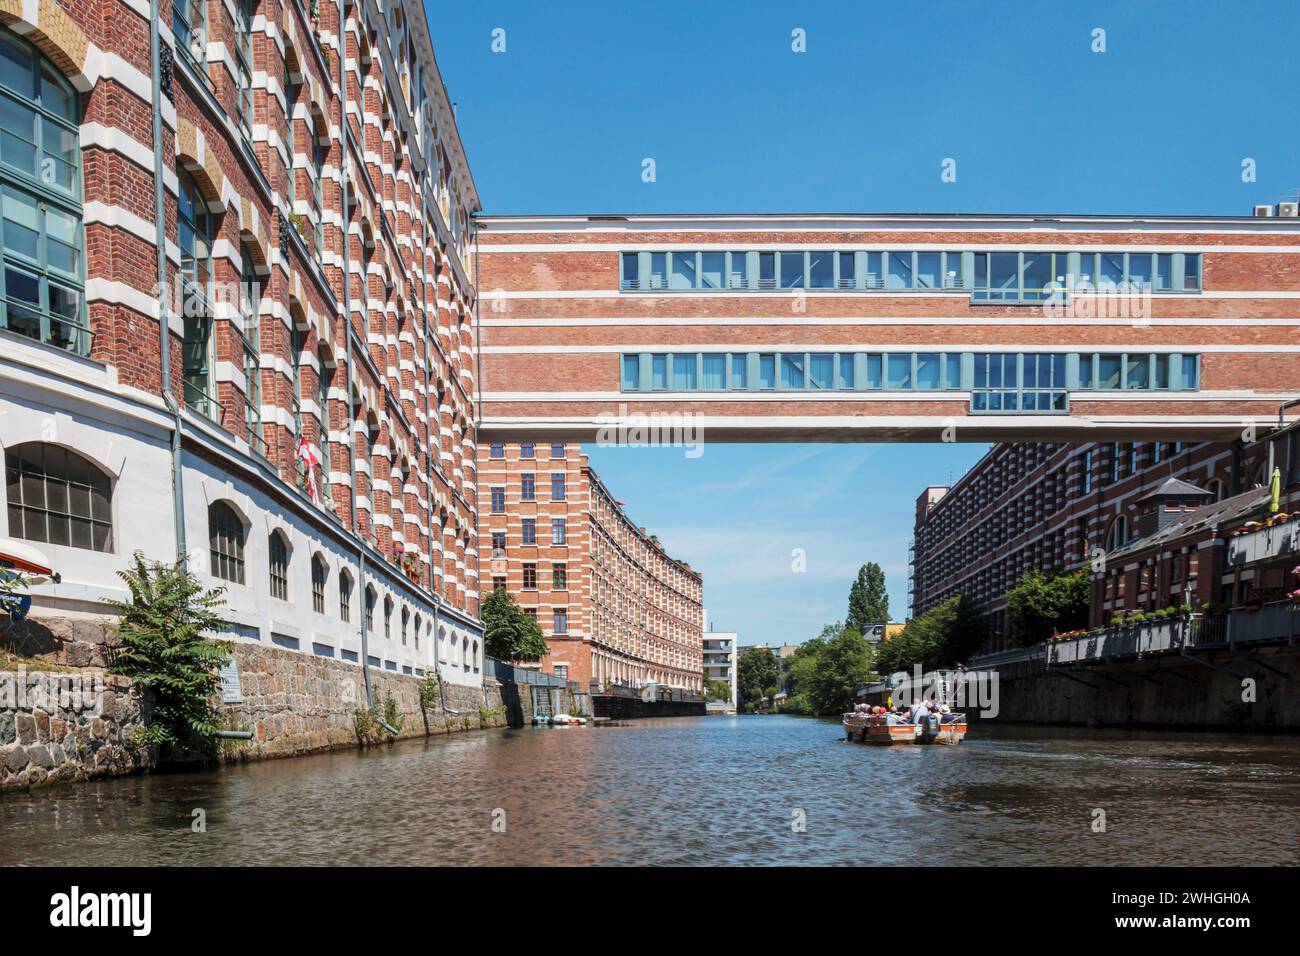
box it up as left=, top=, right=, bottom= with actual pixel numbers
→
left=482, top=588, right=548, bottom=662
left=778, top=623, right=877, bottom=716
left=1004, top=569, right=1091, bottom=646
left=108, top=552, right=232, bottom=750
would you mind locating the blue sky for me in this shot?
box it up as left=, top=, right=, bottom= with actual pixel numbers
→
left=429, top=1, right=1300, bottom=644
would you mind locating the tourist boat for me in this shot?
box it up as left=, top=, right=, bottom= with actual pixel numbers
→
left=842, top=708, right=967, bottom=745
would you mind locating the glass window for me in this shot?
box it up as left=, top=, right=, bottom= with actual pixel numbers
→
left=886, top=354, right=911, bottom=389
left=887, top=252, right=912, bottom=289
left=311, top=555, right=327, bottom=614
left=209, top=501, right=245, bottom=584
left=338, top=571, right=352, bottom=621
left=551, top=473, right=566, bottom=501
left=915, top=353, right=940, bottom=389
left=1077, top=354, right=1094, bottom=389
left=780, top=354, right=804, bottom=389
left=1182, top=255, right=1200, bottom=291
left=915, top=252, right=940, bottom=289
left=269, top=531, right=288, bottom=600
left=1154, top=354, right=1170, bottom=389
left=552, top=518, right=566, bottom=545
left=809, top=251, right=833, bottom=288
left=809, top=354, right=833, bottom=389
left=5, top=442, right=112, bottom=552
left=489, top=442, right=504, bottom=458
left=836, top=353, right=855, bottom=389
left=651, top=354, right=667, bottom=389
left=779, top=251, right=804, bottom=289
left=944, top=353, right=962, bottom=389
left=702, top=353, right=725, bottom=389
left=758, top=354, right=776, bottom=389
left=1181, top=355, right=1198, bottom=389
left=522, top=563, right=536, bottom=589
left=1125, top=354, right=1149, bottom=389
left=863, top=252, right=883, bottom=289
left=728, top=252, right=748, bottom=289
left=621, top=354, right=640, bottom=389
left=1127, top=252, right=1153, bottom=288
left=1098, top=354, right=1122, bottom=389
left=0, top=31, right=85, bottom=355
left=520, top=442, right=534, bottom=458
left=173, top=0, right=208, bottom=71
left=700, top=252, right=724, bottom=289
left=520, top=474, right=535, bottom=501
left=864, top=354, right=882, bottom=388
left=943, top=252, right=964, bottom=289
left=990, top=253, right=1018, bottom=293
left=838, top=252, right=855, bottom=289
left=490, top=487, right=505, bottom=512
left=672, top=355, right=696, bottom=389
left=1155, top=254, right=1173, bottom=290
left=670, top=252, right=696, bottom=289
left=234, top=0, right=253, bottom=141
left=550, top=443, right=565, bottom=458
left=620, top=253, right=639, bottom=289
left=552, top=563, right=567, bottom=589
left=758, top=252, right=775, bottom=289
left=521, top=518, right=535, bottom=545
left=1100, top=252, right=1124, bottom=286
left=730, top=353, right=748, bottom=388
left=1022, top=252, right=1050, bottom=294
left=648, top=252, right=667, bottom=289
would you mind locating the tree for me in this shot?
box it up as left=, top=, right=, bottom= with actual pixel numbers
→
left=481, top=588, right=548, bottom=662
left=736, top=648, right=778, bottom=712
left=703, top=678, right=731, bottom=701
left=875, top=594, right=984, bottom=675
left=846, top=563, right=890, bottom=634
left=108, top=552, right=232, bottom=747
left=804, top=626, right=876, bottom=715
left=1004, top=569, right=1091, bottom=647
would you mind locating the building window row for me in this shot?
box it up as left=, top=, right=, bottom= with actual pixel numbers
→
left=621, top=351, right=1201, bottom=399
left=619, top=250, right=1203, bottom=297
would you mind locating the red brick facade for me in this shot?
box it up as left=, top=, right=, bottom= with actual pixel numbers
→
left=6, top=0, right=480, bottom=624
left=478, top=442, right=703, bottom=690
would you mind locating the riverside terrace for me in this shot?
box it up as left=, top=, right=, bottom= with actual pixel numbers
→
left=474, top=212, right=1300, bottom=443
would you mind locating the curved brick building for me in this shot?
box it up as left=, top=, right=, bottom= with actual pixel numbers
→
left=0, top=0, right=483, bottom=683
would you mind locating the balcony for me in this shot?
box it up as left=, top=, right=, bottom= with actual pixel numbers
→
left=1226, top=519, right=1300, bottom=569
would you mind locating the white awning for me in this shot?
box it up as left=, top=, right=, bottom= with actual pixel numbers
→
left=0, top=537, right=57, bottom=582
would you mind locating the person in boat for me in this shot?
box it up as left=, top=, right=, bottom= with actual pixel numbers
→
left=906, top=698, right=928, bottom=723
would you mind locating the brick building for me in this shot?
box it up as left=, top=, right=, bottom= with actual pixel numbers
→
left=910, top=435, right=1300, bottom=651
left=475, top=213, right=1300, bottom=442
left=1, top=0, right=485, bottom=683
left=478, top=442, right=703, bottom=690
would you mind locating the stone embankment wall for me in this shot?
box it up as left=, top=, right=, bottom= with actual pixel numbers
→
left=217, top=643, right=506, bottom=760
left=591, top=695, right=706, bottom=720
left=982, top=648, right=1299, bottom=729
left=1, top=617, right=506, bottom=791
left=0, top=670, right=152, bottom=791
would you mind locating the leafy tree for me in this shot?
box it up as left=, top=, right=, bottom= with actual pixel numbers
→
left=703, top=678, right=731, bottom=701
left=804, top=626, right=875, bottom=715
left=846, top=563, right=890, bottom=634
left=875, top=594, right=984, bottom=675
left=108, top=552, right=232, bottom=747
left=1005, top=569, right=1091, bottom=647
left=0, top=570, right=27, bottom=617
left=736, top=648, right=778, bottom=712
left=481, top=588, right=548, bottom=662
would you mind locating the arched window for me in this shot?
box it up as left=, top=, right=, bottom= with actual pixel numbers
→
left=310, top=122, right=325, bottom=262
left=284, top=60, right=297, bottom=205
left=268, top=530, right=289, bottom=600
left=179, top=169, right=215, bottom=416
left=364, top=584, right=376, bottom=633
left=413, top=614, right=421, bottom=650
left=0, top=28, right=86, bottom=355
left=240, top=246, right=264, bottom=456
left=1105, top=514, right=1129, bottom=553
left=5, top=443, right=111, bottom=551
left=461, top=635, right=468, bottom=670
left=383, top=594, right=393, bottom=639
left=311, top=553, right=327, bottom=613
left=209, top=502, right=245, bottom=583
left=400, top=606, right=409, bottom=646
left=338, top=568, right=353, bottom=622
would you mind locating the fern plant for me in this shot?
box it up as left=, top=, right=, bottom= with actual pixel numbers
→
left=108, top=551, right=232, bottom=748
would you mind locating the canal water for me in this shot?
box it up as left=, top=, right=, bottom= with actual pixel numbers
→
left=1, top=716, right=1297, bottom=866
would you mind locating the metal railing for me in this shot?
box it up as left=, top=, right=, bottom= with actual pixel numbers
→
left=1, top=300, right=94, bottom=357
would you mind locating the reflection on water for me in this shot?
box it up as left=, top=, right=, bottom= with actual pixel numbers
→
left=1, top=717, right=1297, bottom=866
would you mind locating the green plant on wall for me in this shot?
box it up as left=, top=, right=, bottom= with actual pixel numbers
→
left=354, top=705, right=376, bottom=744
left=380, top=691, right=403, bottom=740
left=418, top=671, right=440, bottom=712
left=108, top=552, right=232, bottom=749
